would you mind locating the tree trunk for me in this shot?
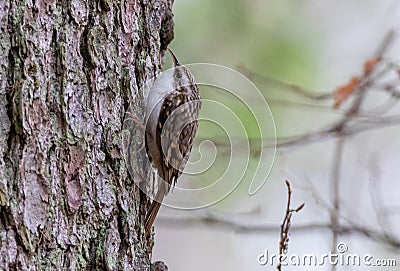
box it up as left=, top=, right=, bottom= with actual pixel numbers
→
left=0, top=0, right=174, bottom=270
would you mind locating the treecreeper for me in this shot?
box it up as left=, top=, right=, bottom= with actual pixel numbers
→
left=144, top=49, right=201, bottom=236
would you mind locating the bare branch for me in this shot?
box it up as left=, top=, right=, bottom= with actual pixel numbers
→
left=237, top=64, right=334, bottom=101
left=329, top=138, right=345, bottom=271
left=157, top=215, right=400, bottom=249
left=276, top=180, right=304, bottom=271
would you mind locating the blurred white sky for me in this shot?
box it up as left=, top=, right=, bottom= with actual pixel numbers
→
left=153, top=1, right=400, bottom=270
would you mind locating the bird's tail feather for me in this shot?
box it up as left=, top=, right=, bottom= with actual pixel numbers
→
left=145, top=185, right=165, bottom=237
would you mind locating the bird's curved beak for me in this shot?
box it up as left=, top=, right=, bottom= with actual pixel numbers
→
left=167, top=48, right=180, bottom=67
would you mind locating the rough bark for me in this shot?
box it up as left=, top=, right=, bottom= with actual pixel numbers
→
left=0, top=0, right=174, bottom=270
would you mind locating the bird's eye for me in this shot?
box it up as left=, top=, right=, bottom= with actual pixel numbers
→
left=176, top=71, right=182, bottom=79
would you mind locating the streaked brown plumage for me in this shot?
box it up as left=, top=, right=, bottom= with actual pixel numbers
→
left=144, top=49, right=201, bottom=236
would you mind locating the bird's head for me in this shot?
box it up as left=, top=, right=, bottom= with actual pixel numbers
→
left=167, top=49, right=196, bottom=91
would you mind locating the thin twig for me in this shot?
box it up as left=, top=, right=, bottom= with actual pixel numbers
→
left=329, top=138, right=345, bottom=271
left=158, top=215, right=400, bottom=248
left=237, top=65, right=334, bottom=101
left=277, top=180, right=305, bottom=271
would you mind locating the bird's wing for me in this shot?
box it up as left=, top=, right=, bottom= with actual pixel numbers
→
left=156, top=91, right=198, bottom=190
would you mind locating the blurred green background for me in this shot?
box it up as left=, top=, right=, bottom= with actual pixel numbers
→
left=154, top=1, right=400, bottom=270
left=170, top=0, right=317, bottom=87
left=167, top=1, right=320, bottom=210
